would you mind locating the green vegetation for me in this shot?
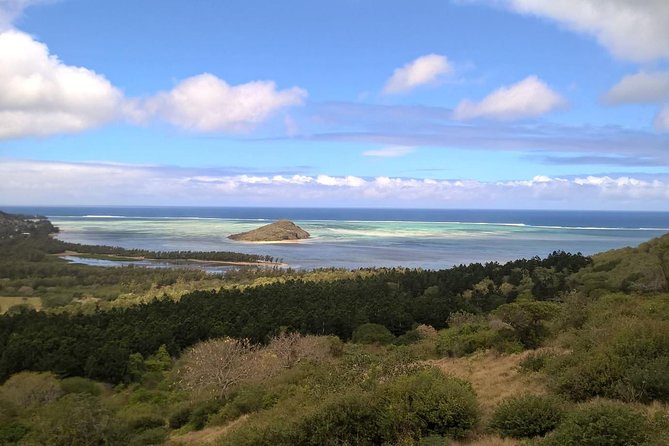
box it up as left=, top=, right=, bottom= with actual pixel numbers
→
left=538, top=400, right=650, bottom=446
left=490, top=394, right=565, bottom=438
left=2, top=211, right=669, bottom=445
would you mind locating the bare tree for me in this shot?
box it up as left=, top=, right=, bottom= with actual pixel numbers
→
left=267, top=332, right=333, bottom=369
left=177, top=337, right=260, bottom=399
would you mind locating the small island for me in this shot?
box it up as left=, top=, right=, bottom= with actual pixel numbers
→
left=228, top=220, right=310, bottom=242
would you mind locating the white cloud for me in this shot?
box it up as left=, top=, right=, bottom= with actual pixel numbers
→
left=603, top=70, right=669, bottom=104
left=0, top=0, right=45, bottom=31
left=362, top=146, right=415, bottom=157
left=501, top=0, right=669, bottom=62
left=383, top=54, right=452, bottom=94
left=655, top=105, right=669, bottom=132
left=0, top=30, right=123, bottom=139
left=453, top=75, right=565, bottom=121
left=146, top=73, right=307, bottom=132
left=2, top=159, right=668, bottom=209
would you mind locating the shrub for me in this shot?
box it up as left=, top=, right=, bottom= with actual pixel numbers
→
left=60, top=377, right=102, bottom=396
left=493, top=301, right=560, bottom=349
left=189, top=399, right=224, bottom=430
left=394, top=329, right=422, bottom=345
left=127, top=415, right=165, bottom=431
left=298, top=390, right=383, bottom=445
left=0, top=422, right=28, bottom=445
left=25, top=393, right=127, bottom=446
left=519, top=351, right=557, bottom=373
left=127, top=427, right=168, bottom=446
left=540, top=400, right=648, bottom=446
left=377, top=368, right=480, bottom=440
left=490, top=394, right=565, bottom=438
left=351, top=323, right=395, bottom=345
left=168, top=406, right=191, bottom=429
left=213, top=385, right=277, bottom=425
left=549, top=319, right=669, bottom=403
left=436, top=323, right=521, bottom=357
left=0, top=372, right=62, bottom=407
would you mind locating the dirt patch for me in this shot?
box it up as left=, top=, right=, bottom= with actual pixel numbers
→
left=429, top=349, right=548, bottom=416
left=167, top=415, right=248, bottom=445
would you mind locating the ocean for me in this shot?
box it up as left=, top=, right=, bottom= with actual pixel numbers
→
left=6, top=206, right=669, bottom=270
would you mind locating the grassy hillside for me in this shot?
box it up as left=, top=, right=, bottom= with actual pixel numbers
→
left=571, top=232, right=669, bottom=294
left=1, top=217, right=669, bottom=445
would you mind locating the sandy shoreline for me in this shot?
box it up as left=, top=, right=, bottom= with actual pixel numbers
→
left=55, top=251, right=286, bottom=268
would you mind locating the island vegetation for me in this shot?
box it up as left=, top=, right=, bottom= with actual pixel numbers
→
left=228, top=220, right=310, bottom=242
left=0, top=211, right=668, bottom=445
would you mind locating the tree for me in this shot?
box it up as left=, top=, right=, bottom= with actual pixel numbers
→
left=267, top=332, right=333, bottom=369
left=26, top=393, right=125, bottom=446
left=0, top=371, right=62, bottom=407
left=177, top=337, right=260, bottom=399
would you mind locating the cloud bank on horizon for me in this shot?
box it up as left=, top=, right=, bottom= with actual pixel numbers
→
left=0, top=0, right=668, bottom=209
left=1, top=159, right=667, bottom=210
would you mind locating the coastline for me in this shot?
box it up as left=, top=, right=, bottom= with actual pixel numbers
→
left=55, top=251, right=287, bottom=268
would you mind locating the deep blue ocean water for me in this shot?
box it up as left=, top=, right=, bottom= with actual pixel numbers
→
left=6, top=206, right=669, bottom=269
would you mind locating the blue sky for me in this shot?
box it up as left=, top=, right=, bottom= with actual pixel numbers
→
left=1, top=0, right=668, bottom=209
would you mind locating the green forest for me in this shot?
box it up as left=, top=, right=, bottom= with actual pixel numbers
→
left=1, top=211, right=668, bottom=445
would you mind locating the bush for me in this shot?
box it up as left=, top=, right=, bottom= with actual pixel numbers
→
left=490, top=394, right=565, bottom=438
left=0, top=422, right=28, bottom=445
left=127, top=415, right=165, bottom=431
left=189, top=399, right=224, bottom=430
left=394, top=329, right=422, bottom=345
left=0, top=372, right=63, bottom=407
left=519, top=351, right=557, bottom=373
left=377, top=368, right=480, bottom=440
left=540, top=400, right=648, bottom=446
left=436, top=323, right=521, bottom=357
left=214, top=385, right=277, bottom=424
left=351, top=323, right=395, bottom=345
left=220, top=368, right=479, bottom=446
left=168, top=406, right=191, bottom=429
left=549, top=319, right=669, bottom=403
left=127, top=427, right=168, bottom=446
left=298, top=390, right=383, bottom=445
left=493, top=301, right=560, bottom=349
left=60, top=377, right=102, bottom=396
left=25, top=393, right=127, bottom=446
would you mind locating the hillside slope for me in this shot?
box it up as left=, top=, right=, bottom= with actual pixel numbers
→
left=571, top=231, right=669, bottom=293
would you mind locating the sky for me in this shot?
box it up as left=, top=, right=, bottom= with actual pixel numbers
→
left=1, top=0, right=669, bottom=209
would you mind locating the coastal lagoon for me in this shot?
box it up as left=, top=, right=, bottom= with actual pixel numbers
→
left=8, top=207, right=669, bottom=270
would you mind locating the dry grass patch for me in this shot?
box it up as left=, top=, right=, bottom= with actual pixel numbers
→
left=429, top=350, right=548, bottom=416
left=167, top=415, right=248, bottom=445
left=0, top=296, right=42, bottom=313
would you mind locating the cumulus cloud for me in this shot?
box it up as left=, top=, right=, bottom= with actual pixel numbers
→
left=655, top=105, right=669, bottom=132
left=2, top=159, right=668, bottom=209
left=0, top=30, right=123, bottom=139
left=362, top=146, right=415, bottom=157
left=0, top=28, right=307, bottom=139
left=499, top=0, right=669, bottom=63
left=453, top=75, right=565, bottom=120
left=383, top=54, right=452, bottom=94
left=145, top=73, right=307, bottom=132
left=603, top=70, right=669, bottom=105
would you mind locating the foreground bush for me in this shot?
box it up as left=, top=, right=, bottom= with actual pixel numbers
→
left=25, top=393, right=126, bottom=446
left=490, top=394, right=565, bottom=438
left=220, top=368, right=479, bottom=445
left=539, top=400, right=648, bottom=446
left=436, top=322, right=521, bottom=357
left=550, top=318, right=669, bottom=403
left=377, top=368, right=480, bottom=440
